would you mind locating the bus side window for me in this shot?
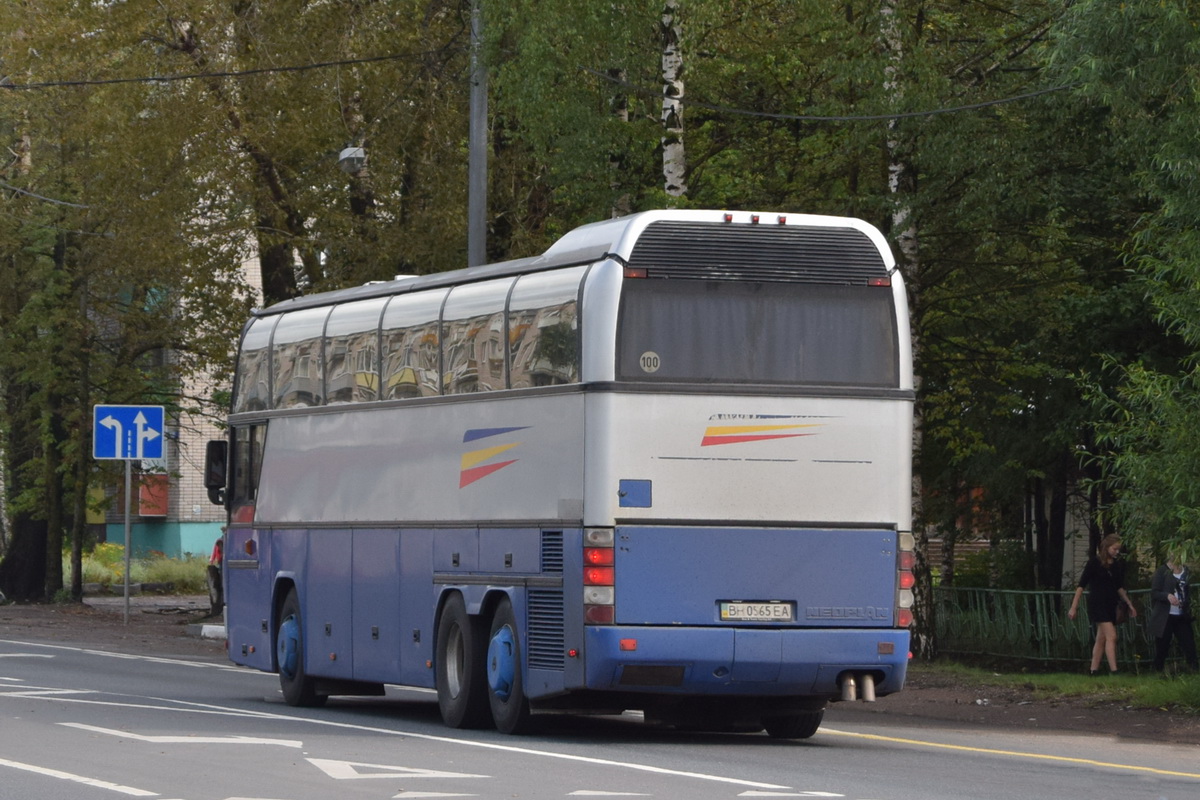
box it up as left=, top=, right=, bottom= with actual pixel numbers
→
left=325, top=298, right=387, bottom=404
left=381, top=290, right=446, bottom=399
left=230, top=424, right=266, bottom=523
left=508, top=267, right=585, bottom=389
left=232, top=317, right=277, bottom=413
left=442, top=279, right=511, bottom=394
left=273, top=306, right=331, bottom=409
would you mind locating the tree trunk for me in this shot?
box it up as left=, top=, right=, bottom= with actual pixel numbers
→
left=880, top=0, right=933, bottom=657
left=608, top=68, right=632, bottom=218
left=257, top=209, right=299, bottom=306
left=660, top=1, right=686, bottom=199
left=69, top=423, right=89, bottom=601
left=0, top=353, right=42, bottom=601
left=1043, top=455, right=1069, bottom=589
left=1032, top=476, right=1048, bottom=584
left=940, top=527, right=957, bottom=587
left=0, top=461, right=9, bottom=556
left=0, top=514, right=47, bottom=602
left=42, top=407, right=65, bottom=600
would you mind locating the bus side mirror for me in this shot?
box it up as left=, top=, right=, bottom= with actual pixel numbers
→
left=204, top=440, right=228, bottom=505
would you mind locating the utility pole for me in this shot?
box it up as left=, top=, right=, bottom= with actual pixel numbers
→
left=467, top=0, right=487, bottom=267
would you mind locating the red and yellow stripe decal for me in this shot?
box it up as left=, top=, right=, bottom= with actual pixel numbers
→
left=701, top=423, right=822, bottom=447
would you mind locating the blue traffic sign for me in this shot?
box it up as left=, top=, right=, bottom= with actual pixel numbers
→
left=93, top=405, right=165, bottom=460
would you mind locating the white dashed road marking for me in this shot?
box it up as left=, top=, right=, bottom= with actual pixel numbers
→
left=61, top=722, right=303, bottom=747
left=306, top=758, right=487, bottom=780
left=0, top=756, right=158, bottom=796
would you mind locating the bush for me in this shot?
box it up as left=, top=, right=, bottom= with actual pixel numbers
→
left=63, top=545, right=207, bottom=593
left=67, top=545, right=124, bottom=585
left=134, top=553, right=207, bottom=593
left=89, top=542, right=125, bottom=571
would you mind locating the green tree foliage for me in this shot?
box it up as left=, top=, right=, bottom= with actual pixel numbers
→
left=485, top=0, right=664, bottom=246
left=1053, top=1, right=1200, bottom=562
left=113, top=0, right=477, bottom=295
left=0, top=1, right=255, bottom=598
left=0, top=0, right=1181, bottom=615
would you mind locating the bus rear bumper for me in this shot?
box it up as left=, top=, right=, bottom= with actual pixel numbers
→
left=582, top=625, right=910, bottom=697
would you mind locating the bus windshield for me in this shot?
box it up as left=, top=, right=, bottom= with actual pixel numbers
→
left=616, top=279, right=898, bottom=387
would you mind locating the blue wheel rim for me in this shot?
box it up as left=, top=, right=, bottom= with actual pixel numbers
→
left=278, top=614, right=300, bottom=678
left=487, top=625, right=516, bottom=700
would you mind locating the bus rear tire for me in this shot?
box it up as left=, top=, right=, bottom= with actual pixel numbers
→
left=486, top=597, right=533, bottom=734
left=277, top=589, right=326, bottom=707
left=763, top=707, right=824, bottom=739
left=435, top=594, right=490, bottom=728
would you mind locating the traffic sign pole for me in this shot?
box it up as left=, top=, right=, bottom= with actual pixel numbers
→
left=124, top=461, right=132, bottom=625
left=92, top=404, right=166, bottom=626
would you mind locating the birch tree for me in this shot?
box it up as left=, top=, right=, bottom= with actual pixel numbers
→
left=877, top=0, right=934, bottom=657
left=659, top=1, right=686, bottom=199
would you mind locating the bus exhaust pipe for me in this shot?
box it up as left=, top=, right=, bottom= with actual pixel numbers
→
left=839, top=673, right=876, bottom=703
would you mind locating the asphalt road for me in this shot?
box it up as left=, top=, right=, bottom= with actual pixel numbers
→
left=1, top=633, right=1198, bottom=800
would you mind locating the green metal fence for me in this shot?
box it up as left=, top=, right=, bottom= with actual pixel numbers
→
left=932, top=585, right=1196, bottom=671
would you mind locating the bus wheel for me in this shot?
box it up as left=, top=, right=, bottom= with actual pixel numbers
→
left=762, top=708, right=824, bottom=739
left=276, top=589, right=325, bottom=707
left=435, top=594, right=490, bottom=728
left=486, top=598, right=533, bottom=734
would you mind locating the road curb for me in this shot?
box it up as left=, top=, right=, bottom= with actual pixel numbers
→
left=187, top=623, right=227, bottom=640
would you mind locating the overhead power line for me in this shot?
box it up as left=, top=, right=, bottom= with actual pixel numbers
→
left=0, top=179, right=89, bottom=208
left=0, top=52, right=424, bottom=90
left=0, top=50, right=1075, bottom=122
left=581, top=66, right=1077, bottom=123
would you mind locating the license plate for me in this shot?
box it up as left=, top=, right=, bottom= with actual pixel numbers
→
left=719, top=601, right=794, bottom=622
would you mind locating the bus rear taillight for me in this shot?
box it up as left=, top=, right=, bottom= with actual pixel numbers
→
left=584, top=566, right=615, bottom=584
left=584, top=547, right=614, bottom=566
left=896, top=532, right=915, bottom=628
left=584, top=529, right=615, bottom=625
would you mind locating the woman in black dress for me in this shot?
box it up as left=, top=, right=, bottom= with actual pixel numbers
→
left=1068, top=534, right=1138, bottom=675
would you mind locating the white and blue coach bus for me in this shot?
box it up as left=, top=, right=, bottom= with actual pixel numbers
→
left=204, top=208, right=915, bottom=738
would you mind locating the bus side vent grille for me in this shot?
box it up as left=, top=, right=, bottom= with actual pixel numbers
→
left=627, top=222, right=888, bottom=284
left=527, top=589, right=565, bottom=670
left=541, top=531, right=564, bottom=573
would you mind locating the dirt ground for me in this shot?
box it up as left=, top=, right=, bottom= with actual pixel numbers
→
left=2, top=595, right=1198, bottom=745
left=840, top=663, right=1200, bottom=746
left=0, top=594, right=226, bottom=660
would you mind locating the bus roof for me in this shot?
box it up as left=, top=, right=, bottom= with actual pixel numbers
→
left=254, top=209, right=891, bottom=318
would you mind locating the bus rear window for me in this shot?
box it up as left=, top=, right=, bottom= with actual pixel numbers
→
left=616, top=280, right=898, bottom=387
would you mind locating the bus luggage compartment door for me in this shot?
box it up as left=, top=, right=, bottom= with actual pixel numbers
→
left=612, top=526, right=899, bottom=628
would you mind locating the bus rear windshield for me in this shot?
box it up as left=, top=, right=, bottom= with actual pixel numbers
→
left=616, top=280, right=898, bottom=387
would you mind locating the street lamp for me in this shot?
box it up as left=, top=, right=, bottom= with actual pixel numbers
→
left=338, top=146, right=366, bottom=173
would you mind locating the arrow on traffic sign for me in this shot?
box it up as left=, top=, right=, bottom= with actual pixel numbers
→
left=98, top=415, right=123, bottom=458
left=133, top=411, right=161, bottom=459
